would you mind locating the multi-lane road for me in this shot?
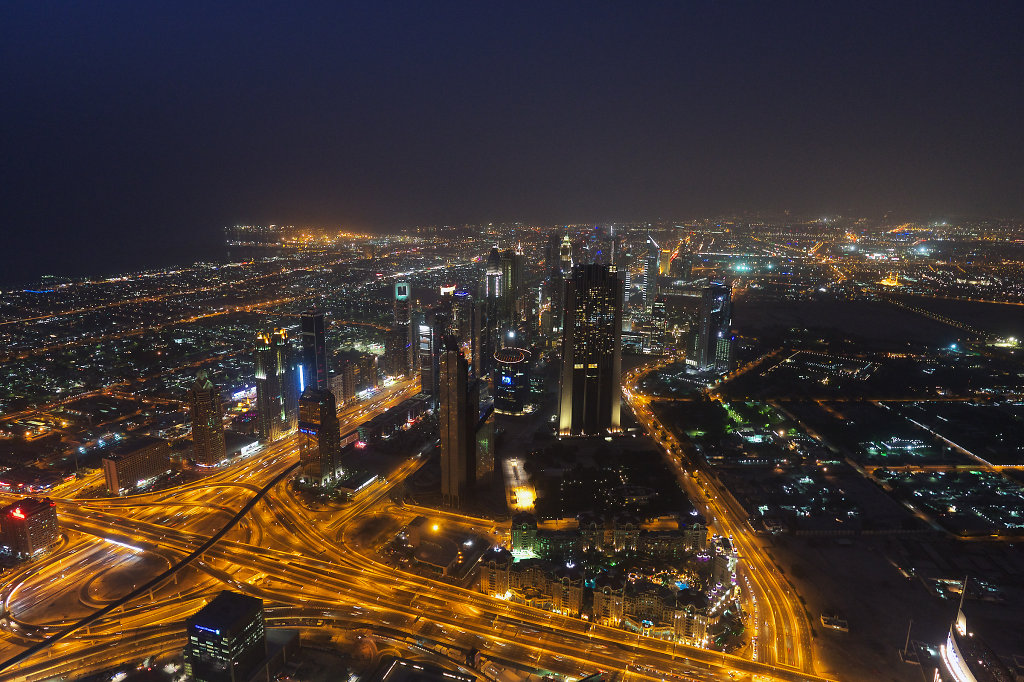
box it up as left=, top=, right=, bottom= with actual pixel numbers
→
left=622, top=361, right=817, bottom=675
left=0, top=368, right=831, bottom=682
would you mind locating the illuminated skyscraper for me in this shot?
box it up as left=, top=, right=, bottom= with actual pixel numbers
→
left=558, top=264, right=623, bottom=436
left=393, top=282, right=414, bottom=376
left=493, top=347, right=531, bottom=415
left=439, top=340, right=478, bottom=508
left=643, top=235, right=659, bottom=312
left=298, top=388, right=342, bottom=488
left=188, top=370, right=226, bottom=467
left=255, top=329, right=296, bottom=443
left=300, top=310, right=328, bottom=392
left=415, top=308, right=448, bottom=407
left=559, top=234, right=573, bottom=276
left=483, top=247, right=503, bottom=371
left=688, top=282, right=733, bottom=374
left=498, top=246, right=522, bottom=337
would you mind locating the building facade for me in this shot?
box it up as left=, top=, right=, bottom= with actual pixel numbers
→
left=558, top=263, right=623, bottom=436
left=300, top=310, right=329, bottom=392
left=688, top=282, right=733, bottom=374
left=184, top=590, right=267, bottom=682
left=188, top=370, right=226, bottom=467
left=439, top=343, right=478, bottom=508
left=298, top=388, right=343, bottom=488
left=493, top=347, right=531, bottom=415
left=102, top=436, right=172, bottom=495
left=0, top=497, right=59, bottom=560
left=255, top=329, right=297, bottom=443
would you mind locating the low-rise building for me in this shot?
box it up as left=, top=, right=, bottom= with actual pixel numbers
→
left=101, top=436, right=172, bottom=495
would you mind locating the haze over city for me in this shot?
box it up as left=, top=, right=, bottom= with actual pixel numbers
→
left=4, top=2, right=1024, bottom=284
left=1, top=4, right=1023, bottom=682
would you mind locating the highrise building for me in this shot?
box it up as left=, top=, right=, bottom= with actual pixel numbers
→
left=558, top=264, right=623, bottom=436
left=188, top=371, right=226, bottom=467
left=0, top=497, right=58, bottom=560
left=688, top=282, right=734, bottom=374
left=415, top=309, right=446, bottom=407
left=255, top=329, right=296, bottom=443
left=499, top=247, right=523, bottom=337
left=559, top=234, right=573, bottom=276
left=184, top=590, right=267, bottom=682
left=298, top=388, right=342, bottom=488
left=643, top=236, right=659, bottom=312
left=475, top=399, right=495, bottom=485
left=439, top=340, right=478, bottom=508
left=393, top=282, right=414, bottom=377
left=650, top=298, right=668, bottom=352
left=493, top=347, right=531, bottom=415
left=300, top=310, right=328, bottom=392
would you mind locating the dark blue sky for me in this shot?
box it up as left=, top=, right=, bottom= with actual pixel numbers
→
left=2, top=1, right=1022, bottom=284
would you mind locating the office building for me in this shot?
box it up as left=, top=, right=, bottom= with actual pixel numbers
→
left=415, top=309, right=446, bottom=407
left=102, top=436, right=172, bottom=495
left=393, top=282, right=414, bottom=377
left=439, top=341, right=478, bottom=508
left=298, top=388, right=342, bottom=488
left=300, top=310, right=329, bottom=392
left=649, top=298, right=668, bottom=353
left=494, top=347, right=531, bottom=415
left=643, top=236, right=659, bottom=312
left=499, top=246, right=522, bottom=332
left=255, top=329, right=296, bottom=443
left=559, top=234, right=573, bottom=276
left=188, top=370, right=226, bottom=467
left=0, top=497, right=59, bottom=560
left=558, top=264, right=623, bottom=436
left=184, top=590, right=267, bottom=682
left=475, top=399, right=496, bottom=485
left=688, top=282, right=733, bottom=374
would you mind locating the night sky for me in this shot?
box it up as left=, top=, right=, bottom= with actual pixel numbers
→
left=2, top=2, right=1022, bottom=284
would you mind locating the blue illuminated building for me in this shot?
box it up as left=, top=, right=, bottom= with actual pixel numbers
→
left=493, top=347, right=531, bottom=415
left=184, top=590, right=266, bottom=682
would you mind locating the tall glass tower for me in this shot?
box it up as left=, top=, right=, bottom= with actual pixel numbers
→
left=558, top=264, right=623, bottom=436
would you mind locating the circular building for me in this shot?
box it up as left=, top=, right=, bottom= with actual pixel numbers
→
left=493, top=347, right=531, bottom=415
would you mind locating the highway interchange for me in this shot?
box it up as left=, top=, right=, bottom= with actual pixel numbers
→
left=0, top=366, right=830, bottom=682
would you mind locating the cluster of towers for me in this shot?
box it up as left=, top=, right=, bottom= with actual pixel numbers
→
left=185, top=231, right=733, bottom=508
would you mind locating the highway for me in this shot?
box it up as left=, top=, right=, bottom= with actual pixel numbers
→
left=622, top=360, right=817, bottom=675
left=0, top=373, right=834, bottom=682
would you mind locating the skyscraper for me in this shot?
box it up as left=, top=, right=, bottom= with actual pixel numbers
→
left=558, top=264, right=623, bottom=436
left=393, top=282, right=414, bottom=377
left=255, top=329, right=296, bottom=443
left=188, top=370, right=226, bottom=467
left=184, top=591, right=266, bottom=682
left=484, top=247, right=503, bottom=372
left=688, top=282, right=734, bottom=374
left=643, top=235, right=659, bottom=312
left=493, top=347, right=531, bottom=415
left=300, top=310, right=328, bottom=392
left=439, top=340, right=478, bottom=508
left=499, top=247, right=522, bottom=337
left=559, top=234, right=573, bottom=276
left=415, top=309, right=444, bottom=406
left=298, top=388, right=342, bottom=488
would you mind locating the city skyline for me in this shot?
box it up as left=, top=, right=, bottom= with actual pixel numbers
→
left=3, top=3, right=1024, bottom=284
left=2, top=4, right=1024, bottom=682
